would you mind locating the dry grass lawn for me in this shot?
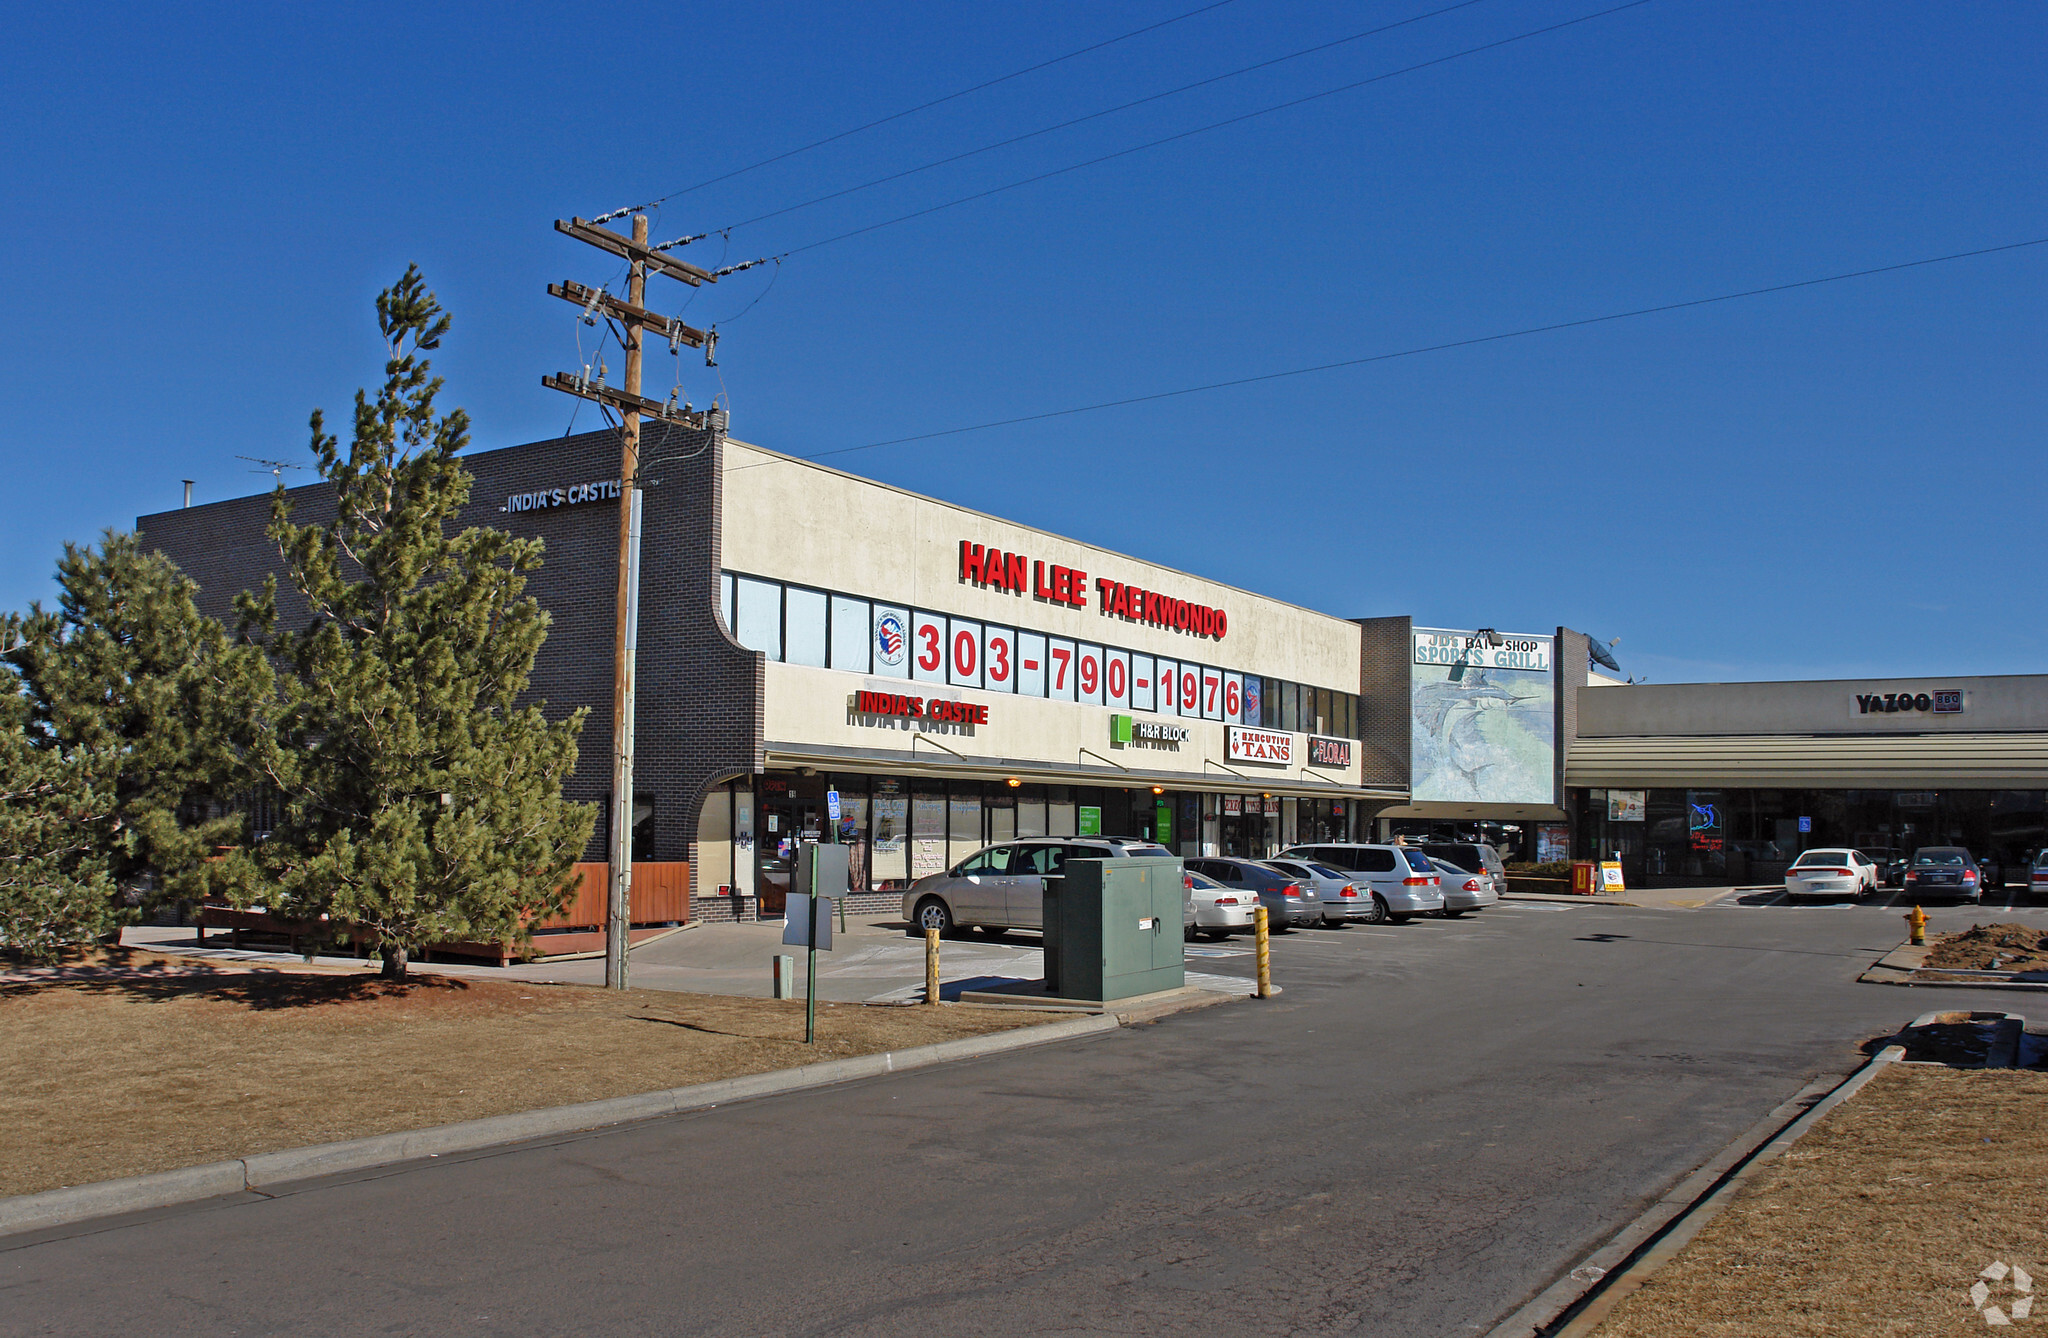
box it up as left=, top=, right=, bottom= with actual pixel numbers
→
left=1593, top=1064, right=2048, bottom=1336
left=1, top=949, right=1051, bottom=1199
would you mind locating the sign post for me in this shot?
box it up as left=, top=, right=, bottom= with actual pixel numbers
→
left=787, top=843, right=851, bottom=1044
left=827, top=789, right=847, bottom=933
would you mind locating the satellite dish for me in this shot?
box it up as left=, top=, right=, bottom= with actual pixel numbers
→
left=1588, top=639, right=1622, bottom=672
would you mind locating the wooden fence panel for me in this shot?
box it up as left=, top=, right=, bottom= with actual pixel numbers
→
left=538, top=862, right=690, bottom=930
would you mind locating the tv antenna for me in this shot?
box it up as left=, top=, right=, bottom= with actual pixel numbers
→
left=236, top=455, right=310, bottom=483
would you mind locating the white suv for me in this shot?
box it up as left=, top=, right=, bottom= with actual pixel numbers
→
left=1276, top=844, right=1446, bottom=923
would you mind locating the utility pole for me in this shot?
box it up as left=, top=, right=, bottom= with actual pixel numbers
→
left=546, top=214, right=719, bottom=989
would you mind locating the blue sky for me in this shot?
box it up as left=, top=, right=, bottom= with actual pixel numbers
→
left=3, top=0, right=2042, bottom=682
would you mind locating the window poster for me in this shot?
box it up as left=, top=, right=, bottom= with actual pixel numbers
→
left=870, top=786, right=907, bottom=884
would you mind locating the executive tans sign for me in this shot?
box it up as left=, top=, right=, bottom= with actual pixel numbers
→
left=1225, top=725, right=1292, bottom=766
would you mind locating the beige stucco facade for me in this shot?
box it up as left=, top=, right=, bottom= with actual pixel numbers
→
left=722, top=441, right=1362, bottom=694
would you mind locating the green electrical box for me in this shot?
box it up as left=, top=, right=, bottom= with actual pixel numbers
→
left=1042, top=856, right=1186, bottom=1003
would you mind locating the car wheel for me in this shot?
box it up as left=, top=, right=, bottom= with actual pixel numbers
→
left=1203, top=929, right=1231, bottom=941
left=913, top=897, right=956, bottom=938
left=1184, top=921, right=1196, bottom=942
left=1360, top=895, right=1389, bottom=925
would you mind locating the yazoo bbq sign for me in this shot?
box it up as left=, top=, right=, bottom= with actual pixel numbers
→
left=1855, top=688, right=1964, bottom=717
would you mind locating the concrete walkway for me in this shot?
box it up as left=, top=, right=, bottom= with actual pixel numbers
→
left=120, top=918, right=1251, bottom=1004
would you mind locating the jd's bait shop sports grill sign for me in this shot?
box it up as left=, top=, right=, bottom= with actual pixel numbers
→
left=1225, top=726, right=1293, bottom=766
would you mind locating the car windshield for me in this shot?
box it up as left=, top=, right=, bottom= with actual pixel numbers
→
left=1792, top=851, right=1849, bottom=867
left=1402, top=849, right=1435, bottom=873
left=1915, top=851, right=1966, bottom=866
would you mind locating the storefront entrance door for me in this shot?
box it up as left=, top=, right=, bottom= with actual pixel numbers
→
left=756, top=795, right=824, bottom=916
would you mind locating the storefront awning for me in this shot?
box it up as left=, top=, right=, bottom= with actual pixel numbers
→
left=1567, top=732, right=2048, bottom=789
left=762, top=739, right=1407, bottom=803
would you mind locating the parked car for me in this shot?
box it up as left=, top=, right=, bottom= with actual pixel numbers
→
left=903, top=837, right=1173, bottom=936
left=1900, top=847, right=1984, bottom=904
left=1860, top=847, right=1907, bottom=888
left=2031, top=849, right=2048, bottom=902
left=1275, top=843, right=1446, bottom=923
left=1416, top=842, right=1507, bottom=898
left=1262, top=857, right=1372, bottom=926
left=1183, top=857, right=1320, bottom=929
left=1426, top=858, right=1500, bottom=916
left=1184, top=867, right=1259, bottom=940
left=1783, top=848, right=1881, bottom=900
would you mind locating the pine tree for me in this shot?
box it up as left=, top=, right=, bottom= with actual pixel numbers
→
left=238, top=266, right=593, bottom=979
left=1, top=535, right=266, bottom=960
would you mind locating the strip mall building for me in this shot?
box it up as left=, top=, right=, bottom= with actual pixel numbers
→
left=141, top=421, right=1400, bottom=919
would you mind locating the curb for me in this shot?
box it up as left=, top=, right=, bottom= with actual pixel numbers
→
left=0, top=1011, right=1121, bottom=1241
left=1484, top=1045, right=1906, bottom=1338
left=1861, top=939, right=2048, bottom=991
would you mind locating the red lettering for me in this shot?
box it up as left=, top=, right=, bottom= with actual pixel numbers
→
left=1034, top=559, right=1051, bottom=599
left=1051, top=566, right=1070, bottom=602
left=1213, top=609, right=1227, bottom=639
left=909, top=697, right=924, bottom=717
left=1070, top=570, right=1087, bottom=607
left=1097, top=577, right=1115, bottom=612
left=1006, top=553, right=1026, bottom=592
left=983, top=548, right=1006, bottom=590
left=960, top=540, right=984, bottom=584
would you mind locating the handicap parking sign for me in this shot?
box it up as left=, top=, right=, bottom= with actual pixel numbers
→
left=827, top=790, right=841, bottom=822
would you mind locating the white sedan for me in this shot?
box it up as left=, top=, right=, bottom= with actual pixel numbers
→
left=1784, top=849, right=1879, bottom=900
left=1184, top=868, right=1260, bottom=940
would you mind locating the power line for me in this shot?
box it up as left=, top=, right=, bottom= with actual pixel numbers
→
left=710, top=0, right=1499, bottom=238
left=602, top=0, right=1245, bottom=220
left=777, top=0, right=1657, bottom=259
left=751, top=236, right=2048, bottom=466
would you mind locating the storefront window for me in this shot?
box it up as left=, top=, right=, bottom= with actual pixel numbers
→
left=785, top=586, right=828, bottom=668
left=870, top=781, right=908, bottom=887
left=910, top=787, right=946, bottom=878
left=829, top=595, right=869, bottom=672
left=733, top=576, right=781, bottom=660
left=949, top=785, right=983, bottom=861
left=989, top=789, right=1017, bottom=841
left=1017, top=794, right=1048, bottom=838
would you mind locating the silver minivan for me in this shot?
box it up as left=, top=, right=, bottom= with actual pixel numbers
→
left=1277, top=843, right=1446, bottom=922
left=902, top=837, right=1173, bottom=936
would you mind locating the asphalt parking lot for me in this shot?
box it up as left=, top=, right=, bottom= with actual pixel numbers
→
left=18, top=895, right=2036, bottom=1338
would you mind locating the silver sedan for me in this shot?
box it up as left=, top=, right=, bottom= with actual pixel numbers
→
left=1263, top=857, right=1374, bottom=926
left=1427, top=858, right=1499, bottom=916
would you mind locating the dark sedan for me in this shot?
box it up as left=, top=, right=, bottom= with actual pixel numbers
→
left=1901, top=846, right=1984, bottom=903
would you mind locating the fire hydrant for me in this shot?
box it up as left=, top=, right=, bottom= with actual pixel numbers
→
left=1905, top=903, right=1928, bottom=946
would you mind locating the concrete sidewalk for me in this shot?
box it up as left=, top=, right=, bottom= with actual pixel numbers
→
left=123, top=917, right=1253, bottom=1005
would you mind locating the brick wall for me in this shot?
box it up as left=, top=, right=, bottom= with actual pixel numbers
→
left=1555, top=626, right=1591, bottom=812
left=1353, top=615, right=1412, bottom=790
left=136, top=419, right=764, bottom=866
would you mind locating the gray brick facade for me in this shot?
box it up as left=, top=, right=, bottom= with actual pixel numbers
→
left=137, top=421, right=764, bottom=867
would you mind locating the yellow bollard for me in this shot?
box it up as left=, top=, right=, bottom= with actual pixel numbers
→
left=1906, top=903, right=1928, bottom=947
left=925, top=926, right=942, bottom=1005
left=1254, top=904, right=1272, bottom=999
